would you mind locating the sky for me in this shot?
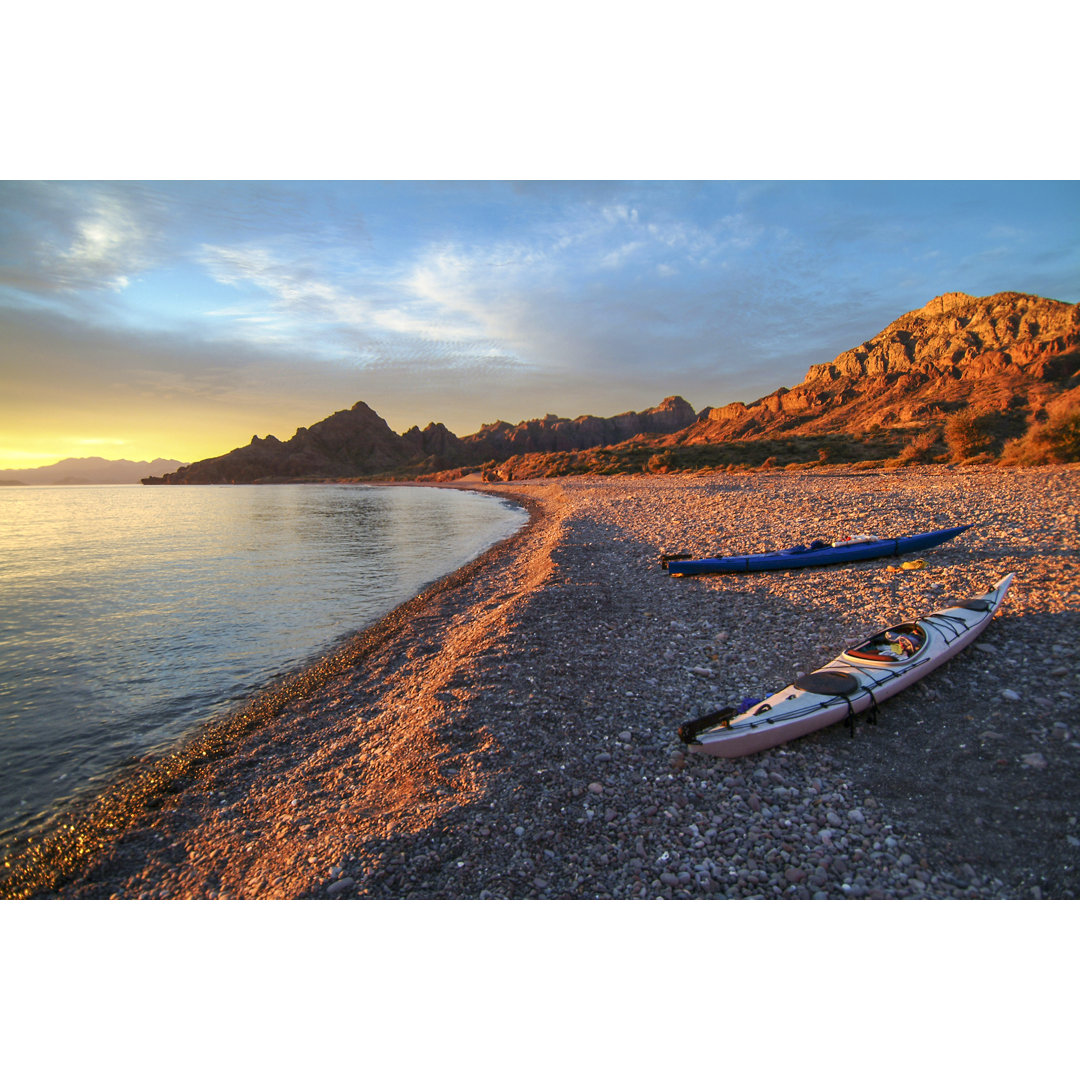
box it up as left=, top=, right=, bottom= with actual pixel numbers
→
left=2, top=3, right=1077, bottom=472
left=3, top=179, right=1077, bottom=470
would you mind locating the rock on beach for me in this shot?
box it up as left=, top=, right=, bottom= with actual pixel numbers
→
left=10, top=464, right=1079, bottom=901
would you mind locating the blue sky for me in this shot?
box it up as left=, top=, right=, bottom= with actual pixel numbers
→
left=2, top=179, right=1077, bottom=468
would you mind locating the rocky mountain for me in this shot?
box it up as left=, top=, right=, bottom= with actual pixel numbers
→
left=672, top=291, right=1079, bottom=446
left=143, top=402, right=417, bottom=484
left=459, top=396, right=699, bottom=458
left=0, top=457, right=187, bottom=486
left=143, top=397, right=700, bottom=483
left=142, top=291, right=1079, bottom=484
left=471, top=291, right=1080, bottom=481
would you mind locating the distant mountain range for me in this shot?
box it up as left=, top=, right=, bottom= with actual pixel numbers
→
left=0, top=457, right=187, bottom=486
left=142, top=290, right=1079, bottom=484
left=142, top=397, right=700, bottom=483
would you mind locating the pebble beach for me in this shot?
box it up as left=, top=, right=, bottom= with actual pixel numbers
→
left=9, top=464, right=1080, bottom=900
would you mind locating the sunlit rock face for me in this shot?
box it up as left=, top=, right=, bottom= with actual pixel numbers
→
left=672, top=292, right=1080, bottom=443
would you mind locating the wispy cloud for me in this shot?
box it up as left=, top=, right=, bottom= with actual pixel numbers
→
left=48, top=194, right=149, bottom=290
left=198, top=244, right=371, bottom=321
left=0, top=182, right=163, bottom=295
left=179, top=190, right=780, bottom=387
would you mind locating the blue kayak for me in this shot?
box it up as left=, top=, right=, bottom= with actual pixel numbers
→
left=664, top=524, right=974, bottom=576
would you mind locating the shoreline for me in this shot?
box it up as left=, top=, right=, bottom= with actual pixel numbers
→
left=0, top=483, right=557, bottom=899
left=5, top=466, right=1079, bottom=899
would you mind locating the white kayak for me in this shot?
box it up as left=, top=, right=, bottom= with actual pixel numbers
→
left=679, top=573, right=1015, bottom=758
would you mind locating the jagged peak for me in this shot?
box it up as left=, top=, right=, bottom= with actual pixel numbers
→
left=653, top=394, right=693, bottom=410
left=916, top=292, right=976, bottom=317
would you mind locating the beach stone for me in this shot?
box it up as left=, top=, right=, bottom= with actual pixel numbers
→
left=1001, top=689, right=1021, bottom=701
left=326, top=877, right=355, bottom=897
left=1021, top=753, right=1048, bottom=769
left=588, top=782, right=604, bottom=794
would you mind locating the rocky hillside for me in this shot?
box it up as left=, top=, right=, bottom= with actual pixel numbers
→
left=143, top=397, right=699, bottom=483
left=460, top=396, right=698, bottom=458
left=475, top=291, right=1080, bottom=480
left=675, top=291, right=1079, bottom=445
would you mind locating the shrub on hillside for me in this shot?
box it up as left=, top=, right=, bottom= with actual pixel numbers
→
left=897, top=427, right=942, bottom=464
left=1000, top=406, right=1080, bottom=465
left=1047, top=408, right=1080, bottom=459
left=944, top=408, right=993, bottom=461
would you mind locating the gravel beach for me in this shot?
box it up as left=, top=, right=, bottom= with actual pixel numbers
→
left=10, top=465, right=1079, bottom=900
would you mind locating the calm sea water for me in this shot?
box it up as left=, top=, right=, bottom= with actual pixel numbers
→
left=0, top=483, right=527, bottom=849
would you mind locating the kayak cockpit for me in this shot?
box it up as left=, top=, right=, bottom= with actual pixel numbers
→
left=842, top=621, right=929, bottom=664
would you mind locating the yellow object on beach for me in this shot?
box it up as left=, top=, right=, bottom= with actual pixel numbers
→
left=886, top=559, right=928, bottom=573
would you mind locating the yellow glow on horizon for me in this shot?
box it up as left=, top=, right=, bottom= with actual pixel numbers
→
left=0, top=431, right=213, bottom=472
left=0, top=407, right=319, bottom=473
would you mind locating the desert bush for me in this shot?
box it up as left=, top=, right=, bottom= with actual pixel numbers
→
left=944, top=408, right=993, bottom=460
left=897, top=427, right=942, bottom=464
left=1045, top=407, right=1080, bottom=460
left=1000, top=406, right=1080, bottom=465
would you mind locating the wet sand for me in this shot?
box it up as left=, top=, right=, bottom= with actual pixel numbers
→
left=5, top=465, right=1078, bottom=900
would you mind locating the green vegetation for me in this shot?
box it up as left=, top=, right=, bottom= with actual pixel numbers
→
left=468, top=431, right=909, bottom=481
